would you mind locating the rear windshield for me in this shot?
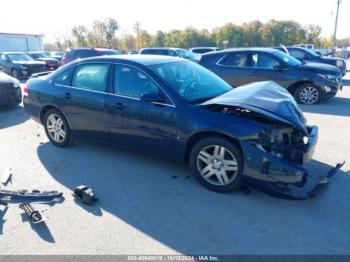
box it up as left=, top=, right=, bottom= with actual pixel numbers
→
left=73, top=50, right=99, bottom=58
left=99, top=50, right=121, bottom=55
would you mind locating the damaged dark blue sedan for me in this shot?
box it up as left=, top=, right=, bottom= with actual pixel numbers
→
left=23, top=55, right=334, bottom=199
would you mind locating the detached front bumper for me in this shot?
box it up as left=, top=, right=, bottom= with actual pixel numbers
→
left=241, top=126, right=340, bottom=199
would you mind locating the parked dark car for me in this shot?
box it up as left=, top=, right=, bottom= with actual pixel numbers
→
left=0, top=52, right=48, bottom=80
left=189, top=47, right=222, bottom=54
left=139, top=48, right=196, bottom=61
left=27, top=51, right=60, bottom=70
left=276, top=46, right=347, bottom=76
left=0, top=67, right=22, bottom=106
left=189, top=47, right=222, bottom=61
left=61, top=48, right=121, bottom=66
left=47, top=51, right=64, bottom=61
left=23, top=55, right=336, bottom=199
left=199, top=48, right=342, bottom=104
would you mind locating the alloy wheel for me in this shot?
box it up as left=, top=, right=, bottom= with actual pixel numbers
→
left=299, top=86, right=319, bottom=104
left=12, top=70, right=18, bottom=79
left=46, top=114, right=66, bottom=143
left=196, top=145, right=238, bottom=186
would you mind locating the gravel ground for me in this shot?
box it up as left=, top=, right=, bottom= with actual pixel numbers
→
left=0, top=73, right=349, bottom=255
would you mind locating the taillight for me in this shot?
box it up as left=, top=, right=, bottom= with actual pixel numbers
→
left=23, top=83, right=29, bottom=95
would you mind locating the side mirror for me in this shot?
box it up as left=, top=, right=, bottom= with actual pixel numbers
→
left=0, top=66, right=3, bottom=71
left=140, top=92, right=165, bottom=103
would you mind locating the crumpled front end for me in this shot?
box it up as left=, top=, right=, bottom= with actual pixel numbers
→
left=241, top=125, right=340, bottom=199
left=202, top=81, right=341, bottom=199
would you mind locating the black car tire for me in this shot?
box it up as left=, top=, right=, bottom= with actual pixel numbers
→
left=11, top=69, right=20, bottom=80
left=294, top=83, right=321, bottom=105
left=43, top=109, right=73, bottom=147
left=189, top=137, right=243, bottom=192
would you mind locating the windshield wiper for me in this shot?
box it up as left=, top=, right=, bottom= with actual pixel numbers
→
left=190, top=96, right=217, bottom=104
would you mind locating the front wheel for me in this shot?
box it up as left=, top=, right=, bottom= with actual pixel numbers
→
left=294, top=84, right=321, bottom=104
left=11, top=69, right=20, bottom=80
left=43, top=109, right=73, bottom=147
left=189, top=137, right=243, bottom=193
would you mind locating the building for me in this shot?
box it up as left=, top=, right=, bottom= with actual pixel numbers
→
left=0, top=32, right=44, bottom=52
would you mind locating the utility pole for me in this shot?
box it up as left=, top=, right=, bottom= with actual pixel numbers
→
left=333, top=0, right=341, bottom=51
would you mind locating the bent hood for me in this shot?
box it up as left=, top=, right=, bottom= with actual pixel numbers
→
left=202, top=81, right=308, bottom=134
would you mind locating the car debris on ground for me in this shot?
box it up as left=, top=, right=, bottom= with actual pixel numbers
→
left=0, top=189, right=63, bottom=203
left=73, top=185, right=98, bottom=205
left=1, top=167, right=12, bottom=185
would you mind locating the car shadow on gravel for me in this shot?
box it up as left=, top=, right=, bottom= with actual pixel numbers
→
left=300, top=96, right=350, bottom=117
left=36, top=140, right=350, bottom=254
left=0, top=105, right=28, bottom=129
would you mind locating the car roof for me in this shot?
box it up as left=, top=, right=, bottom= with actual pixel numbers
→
left=208, top=47, right=278, bottom=54
left=190, top=47, right=219, bottom=50
left=27, top=51, right=45, bottom=54
left=140, top=47, right=180, bottom=51
left=75, top=54, right=186, bottom=66
left=1, top=52, right=27, bottom=55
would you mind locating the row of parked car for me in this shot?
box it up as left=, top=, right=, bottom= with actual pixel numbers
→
left=0, top=45, right=346, bottom=108
left=0, top=51, right=63, bottom=80
left=137, top=46, right=346, bottom=104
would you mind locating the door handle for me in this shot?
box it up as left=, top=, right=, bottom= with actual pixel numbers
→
left=112, top=102, right=124, bottom=110
left=64, top=93, right=72, bottom=99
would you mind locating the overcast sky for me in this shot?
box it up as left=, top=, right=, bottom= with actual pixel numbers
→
left=0, top=0, right=349, bottom=42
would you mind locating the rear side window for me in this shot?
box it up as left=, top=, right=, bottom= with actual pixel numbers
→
left=219, top=52, right=248, bottom=67
left=72, top=64, right=109, bottom=92
left=55, top=67, right=74, bottom=86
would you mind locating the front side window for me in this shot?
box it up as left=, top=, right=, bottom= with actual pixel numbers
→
left=72, top=64, right=109, bottom=92
left=251, top=52, right=281, bottom=69
left=114, top=65, right=160, bottom=99
left=289, top=50, right=308, bottom=60
left=219, top=52, right=248, bottom=67
left=150, top=61, right=232, bottom=103
left=55, top=67, right=75, bottom=86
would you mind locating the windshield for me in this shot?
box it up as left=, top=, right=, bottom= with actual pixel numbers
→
left=8, top=53, right=34, bottom=62
left=273, top=51, right=302, bottom=66
left=150, top=61, right=232, bottom=103
left=175, top=49, right=195, bottom=59
left=302, top=48, right=320, bottom=58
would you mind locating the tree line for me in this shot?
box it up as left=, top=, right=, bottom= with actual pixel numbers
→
left=45, top=18, right=348, bottom=52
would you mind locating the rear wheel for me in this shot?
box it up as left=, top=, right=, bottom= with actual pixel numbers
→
left=189, top=137, right=243, bottom=192
left=11, top=70, right=19, bottom=80
left=43, top=109, right=73, bottom=147
left=294, top=83, right=321, bottom=104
